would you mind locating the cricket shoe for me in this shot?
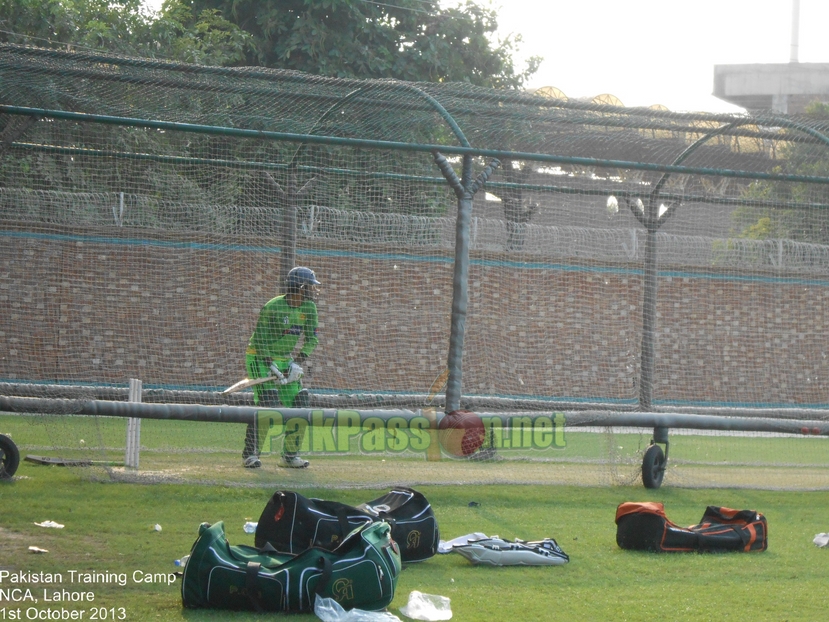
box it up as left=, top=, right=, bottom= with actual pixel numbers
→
left=243, top=456, right=262, bottom=469
left=278, top=455, right=309, bottom=469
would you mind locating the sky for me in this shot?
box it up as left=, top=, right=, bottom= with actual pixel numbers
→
left=143, top=0, right=829, bottom=114
left=469, top=0, right=829, bottom=113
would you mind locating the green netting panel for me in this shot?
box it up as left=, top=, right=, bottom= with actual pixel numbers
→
left=1, top=44, right=829, bottom=488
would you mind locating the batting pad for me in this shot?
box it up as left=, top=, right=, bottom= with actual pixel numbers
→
left=439, top=534, right=569, bottom=566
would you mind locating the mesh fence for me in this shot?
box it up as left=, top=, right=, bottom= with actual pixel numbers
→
left=1, top=43, right=828, bottom=488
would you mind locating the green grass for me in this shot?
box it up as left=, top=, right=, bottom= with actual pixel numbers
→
left=2, top=462, right=829, bottom=621
left=3, top=413, right=828, bottom=490
left=6, top=414, right=828, bottom=464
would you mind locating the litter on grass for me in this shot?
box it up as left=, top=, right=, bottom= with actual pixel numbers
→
left=34, top=521, right=64, bottom=529
left=315, top=596, right=401, bottom=622
left=399, top=591, right=452, bottom=621
left=28, top=546, right=48, bottom=554
left=813, top=533, right=829, bottom=547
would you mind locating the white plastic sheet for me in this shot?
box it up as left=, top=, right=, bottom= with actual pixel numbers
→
left=399, top=591, right=452, bottom=621
left=314, top=596, right=401, bottom=622
left=33, top=520, right=64, bottom=529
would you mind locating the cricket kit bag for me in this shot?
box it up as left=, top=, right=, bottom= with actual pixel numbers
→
left=254, top=487, right=439, bottom=563
left=615, top=502, right=768, bottom=553
left=181, top=520, right=401, bottom=612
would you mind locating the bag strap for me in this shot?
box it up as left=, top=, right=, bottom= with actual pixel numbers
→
left=315, top=556, right=333, bottom=596
left=248, top=556, right=333, bottom=612
left=245, top=561, right=264, bottom=612
left=373, top=508, right=396, bottom=530
left=336, top=509, right=352, bottom=541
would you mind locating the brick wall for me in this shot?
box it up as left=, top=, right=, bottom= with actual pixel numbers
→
left=1, top=227, right=827, bottom=406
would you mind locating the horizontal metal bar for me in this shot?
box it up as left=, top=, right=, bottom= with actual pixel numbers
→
left=1, top=396, right=827, bottom=436
left=14, top=142, right=829, bottom=212
left=558, top=410, right=829, bottom=435
left=4, top=104, right=829, bottom=186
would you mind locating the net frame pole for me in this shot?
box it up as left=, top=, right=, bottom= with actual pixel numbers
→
left=281, top=176, right=297, bottom=283
left=125, top=378, right=142, bottom=469
left=2, top=396, right=827, bottom=436
left=445, top=154, right=474, bottom=414
left=434, top=152, right=500, bottom=413
left=639, top=217, right=658, bottom=410
left=7, top=105, right=829, bottom=186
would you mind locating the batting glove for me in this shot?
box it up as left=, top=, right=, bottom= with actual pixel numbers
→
left=269, top=362, right=287, bottom=383
left=285, top=362, right=304, bottom=384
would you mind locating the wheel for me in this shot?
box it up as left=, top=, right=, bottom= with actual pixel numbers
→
left=642, top=443, right=665, bottom=489
left=0, top=434, right=20, bottom=479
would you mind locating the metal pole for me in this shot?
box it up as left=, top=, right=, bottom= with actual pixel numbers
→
left=639, top=220, right=658, bottom=410
left=790, top=0, right=801, bottom=63
left=2, top=396, right=827, bottom=436
left=445, top=155, right=474, bottom=414
left=281, top=198, right=297, bottom=282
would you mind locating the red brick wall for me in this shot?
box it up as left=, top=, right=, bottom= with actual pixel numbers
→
left=1, top=227, right=827, bottom=406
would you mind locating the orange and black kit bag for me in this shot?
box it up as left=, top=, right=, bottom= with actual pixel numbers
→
left=615, top=502, right=767, bottom=553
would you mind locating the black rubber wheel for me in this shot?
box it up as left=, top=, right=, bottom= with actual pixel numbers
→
left=642, top=443, right=665, bottom=489
left=0, top=434, right=20, bottom=479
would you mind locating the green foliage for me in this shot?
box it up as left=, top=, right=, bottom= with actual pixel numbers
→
left=0, top=1, right=539, bottom=221
left=150, top=0, right=254, bottom=65
left=743, top=216, right=777, bottom=239
left=0, top=0, right=539, bottom=84
left=188, top=0, right=541, bottom=88
left=804, top=101, right=829, bottom=120
left=734, top=101, right=829, bottom=243
left=0, top=0, right=253, bottom=65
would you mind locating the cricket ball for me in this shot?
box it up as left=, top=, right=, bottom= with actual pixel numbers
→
left=438, top=410, right=486, bottom=457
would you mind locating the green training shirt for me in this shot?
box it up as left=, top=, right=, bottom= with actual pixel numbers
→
left=246, top=294, right=318, bottom=360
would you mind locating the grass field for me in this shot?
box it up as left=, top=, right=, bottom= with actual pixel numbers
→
left=2, top=413, right=828, bottom=490
left=2, top=464, right=829, bottom=621
left=2, top=411, right=829, bottom=621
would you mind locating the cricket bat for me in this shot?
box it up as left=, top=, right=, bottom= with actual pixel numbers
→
left=427, top=368, right=449, bottom=405
left=223, top=375, right=279, bottom=394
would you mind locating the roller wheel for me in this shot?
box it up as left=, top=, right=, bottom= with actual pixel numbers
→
left=642, top=443, right=665, bottom=489
left=0, top=434, right=20, bottom=479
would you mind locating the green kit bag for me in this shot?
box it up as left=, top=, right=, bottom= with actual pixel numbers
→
left=181, top=520, right=401, bottom=613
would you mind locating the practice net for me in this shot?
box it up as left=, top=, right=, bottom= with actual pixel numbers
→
left=1, top=44, right=827, bottom=489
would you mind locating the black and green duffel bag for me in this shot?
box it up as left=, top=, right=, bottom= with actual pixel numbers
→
left=255, top=487, right=439, bottom=562
left=181, top=519, right=401, bottom=613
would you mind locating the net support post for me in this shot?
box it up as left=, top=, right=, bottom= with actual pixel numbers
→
left=653, top=425, right=669, bottom=445
left=435, top=151, right=500, bottom=413
left=125, top=378, right=142, bottom=469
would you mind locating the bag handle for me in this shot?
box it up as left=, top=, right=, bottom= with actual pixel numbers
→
left=336, top=509, right=351, bottom=541
left=245, top=562, right=264, bottom=612
left=315, top=556, right=333, bottom=596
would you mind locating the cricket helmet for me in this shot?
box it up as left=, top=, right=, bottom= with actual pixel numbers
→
left=286, top=266, right=321, bottom=300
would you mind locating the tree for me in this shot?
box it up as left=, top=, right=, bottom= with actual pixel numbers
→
left=0, top=0, right=261, bottom=225
left=498, top=159, right=539, bottom=250
left=734, top=101, right=829, bottom=245
left=186, top=0, right=540, bottom=88
left=1, top=0, right=544, bottom=225
left=0, top=0, right=253, bottom=65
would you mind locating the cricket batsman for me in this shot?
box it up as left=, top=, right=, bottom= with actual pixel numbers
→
left=242, top=266, right=320, bottom=468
